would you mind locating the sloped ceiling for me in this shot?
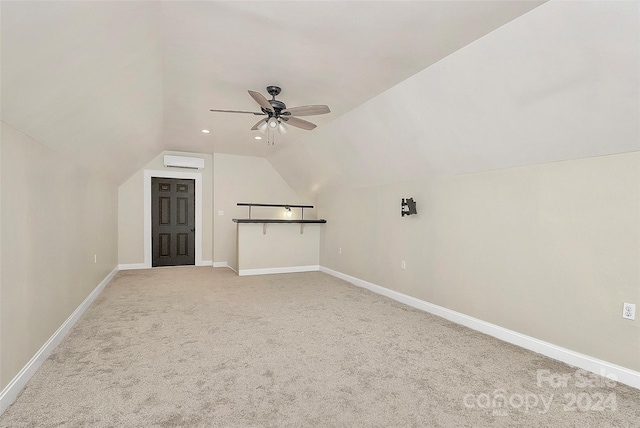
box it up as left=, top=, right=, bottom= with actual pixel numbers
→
left=2, top=1, right=637, bottom=194
left=1, top=1, right=164, bottom=182
left=270, top=1, right=640, bottom=196
left=2, top=0, right=544, bottom=184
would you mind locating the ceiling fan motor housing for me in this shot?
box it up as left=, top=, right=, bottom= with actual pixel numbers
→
left=266, top=99, right=286, bottom=113
left=264, top=86, right=286, bottom=118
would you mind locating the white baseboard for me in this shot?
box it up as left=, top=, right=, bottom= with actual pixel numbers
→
left=118, top=263, right=148, bottom=270
left=239, top=265, right=319, bottom=276
left=119, top=261, right=215, bottom=270
left=212, top=261, right=228, bottom=268
left=320, top=266, right=640, bottom=390
left=0, top=267, right=119, bottom=414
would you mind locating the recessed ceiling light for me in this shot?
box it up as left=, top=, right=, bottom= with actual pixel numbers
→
left=254, top=136, right=262, bottom=140
left=201, top=129, right=210, bottom=134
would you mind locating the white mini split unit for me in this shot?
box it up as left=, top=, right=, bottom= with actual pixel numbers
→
left=163, top=155, right=205, bottom=170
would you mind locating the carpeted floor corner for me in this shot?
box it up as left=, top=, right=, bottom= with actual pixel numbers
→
left=1, top=267, right=639, bottom=427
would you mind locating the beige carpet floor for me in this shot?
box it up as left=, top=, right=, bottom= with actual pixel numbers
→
left=1, top=267, right=639, bottom=427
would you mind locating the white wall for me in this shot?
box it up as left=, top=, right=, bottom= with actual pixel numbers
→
left=118, top=151, right=213, bottom=266
left=213, top=153, right=312, bottom=270
left=236, top=223, right=321, bottom=275
left=118, top=152, right=307, bottom=271
left=118, top=171, right=146, bottom=265
left=0, top=122, right=118, bottom=389
left=319, top=152, right=640, bottom=372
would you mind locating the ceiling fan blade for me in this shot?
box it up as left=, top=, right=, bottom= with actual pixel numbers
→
left=282, top=116, right=317, bottom=131
left=282, top=105, right=330, bottom=117
left=251, top=118, right=267, bottom=131
left=248, top=90, right=274, bottom=113
left=210, top=109, right=265, bottom=115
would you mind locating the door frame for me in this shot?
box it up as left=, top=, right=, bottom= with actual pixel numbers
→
left=143, top=169, right=203, bottom=268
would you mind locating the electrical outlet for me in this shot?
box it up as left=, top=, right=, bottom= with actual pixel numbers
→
left=94, top=254, right=97, bottom=264
left=622, top=303, right=635, bottom=320
left=401, top=260, right=406, bottom=269
left=338, top=247, right=342, bottom=254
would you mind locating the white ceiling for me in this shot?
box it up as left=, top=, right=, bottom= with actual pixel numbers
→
left=270, top=1, right=640, bottom=196
left=2, top=1, right=638, bottom=196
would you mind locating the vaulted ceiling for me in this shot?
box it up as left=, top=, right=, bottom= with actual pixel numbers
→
left=2, top=1, right=638, bottom=196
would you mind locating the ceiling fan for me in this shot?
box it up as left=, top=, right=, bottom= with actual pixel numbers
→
left=210, top=86, right=330, bottom=143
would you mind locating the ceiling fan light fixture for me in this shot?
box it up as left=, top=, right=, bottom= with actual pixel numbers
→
left=278, top=122, right=287, bottom=134
left=267, top=117, right=279, bottom=130
left=257, top=120, right=268, bottom=134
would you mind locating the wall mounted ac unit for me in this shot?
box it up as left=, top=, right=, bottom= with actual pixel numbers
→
left=163, top=155, right=205, bottom=170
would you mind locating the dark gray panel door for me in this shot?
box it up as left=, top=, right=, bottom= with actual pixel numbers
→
left=152, top=177, right=195, bottom=267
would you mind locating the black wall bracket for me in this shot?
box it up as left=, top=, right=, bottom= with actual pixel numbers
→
left=401, top=198, right=417, bottom=217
